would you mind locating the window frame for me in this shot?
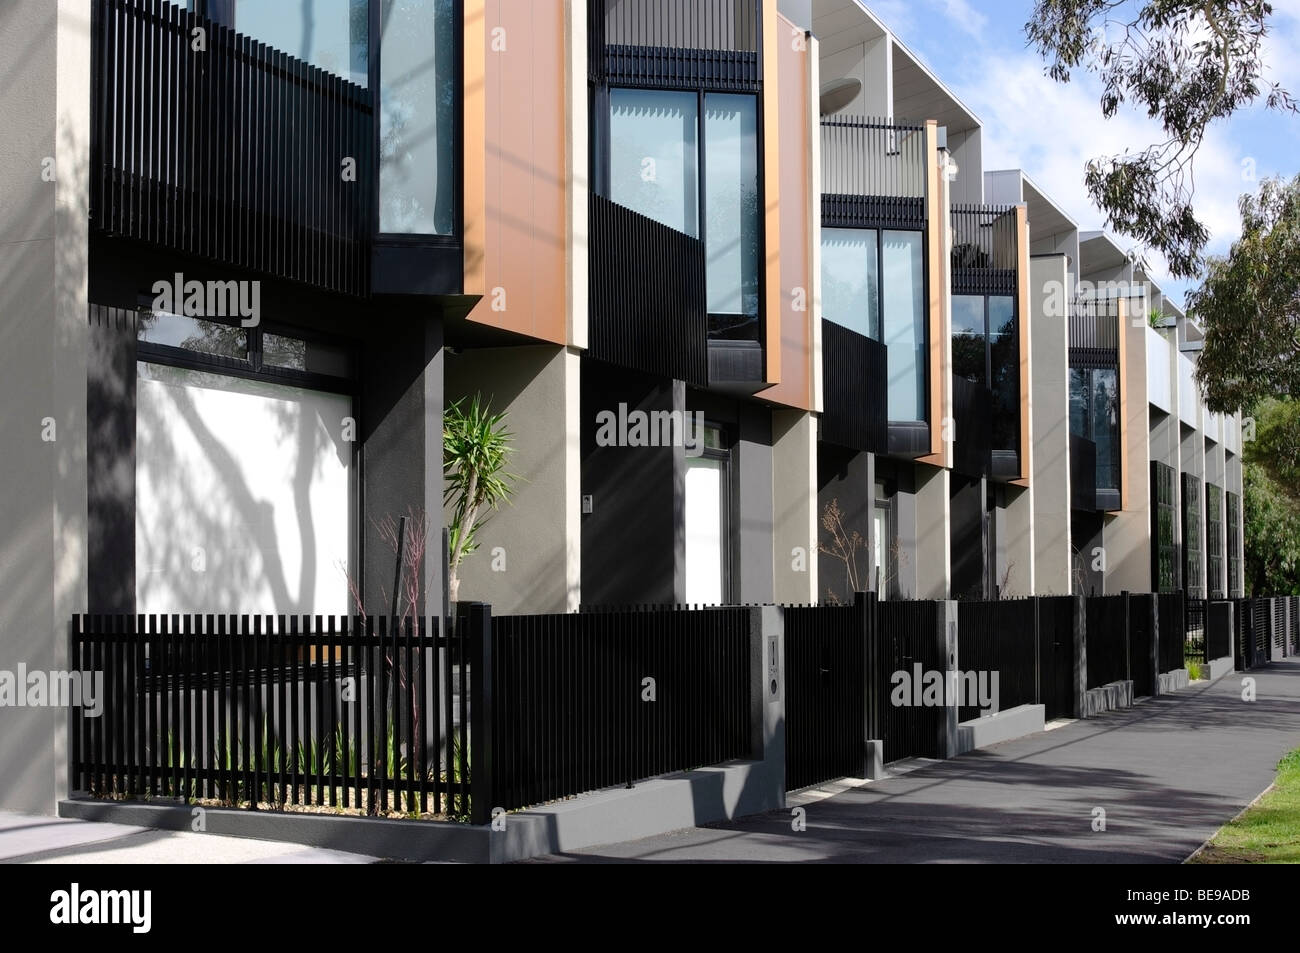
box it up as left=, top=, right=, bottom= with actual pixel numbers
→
left=371, top=0, right=464, bottom=245
left=821, top=223, right=929, bottom=426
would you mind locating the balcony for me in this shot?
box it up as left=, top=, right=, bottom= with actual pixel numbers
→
left=91, top=0, right=373, bottom=296
left=588, top=194, right=708, bottom=386
left=819, top=321, right=888, bottom=453
left=821, top=116, right=927, bottom=225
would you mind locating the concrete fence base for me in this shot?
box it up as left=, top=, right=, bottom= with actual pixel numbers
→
left=1082, top=680, right=1133, bottom=717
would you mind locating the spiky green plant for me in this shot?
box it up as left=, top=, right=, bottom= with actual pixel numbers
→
left=443, top=393, right=517, bottom=602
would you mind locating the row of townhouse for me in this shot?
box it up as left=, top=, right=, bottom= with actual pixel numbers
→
left=1, top=0, right=1244, bottom=812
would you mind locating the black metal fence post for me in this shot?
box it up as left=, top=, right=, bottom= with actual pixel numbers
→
left=1122, top=590, right=1132, bottom=683
left=1073, top=592, right=1087, bottom=718
left=1148, top=595, right=1159, bottom=695
left=468, top=602, right=493, bottom=826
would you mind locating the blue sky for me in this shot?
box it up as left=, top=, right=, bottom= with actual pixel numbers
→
left=862, top=0, right=1300, bottom=307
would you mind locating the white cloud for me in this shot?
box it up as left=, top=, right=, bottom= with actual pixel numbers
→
left=934, top=0, right=988, bottom=38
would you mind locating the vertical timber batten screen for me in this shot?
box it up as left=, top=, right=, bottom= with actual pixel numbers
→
left=91, top=0, right=373, bottom=296
left=589, top=193, right=709, bottom=386
left=69, top=614, right=464, bottom=817
left=820, top=116, right=927, bottom=201
left=491, top=606, right=753, bottom=812
left=784, top=595, right=877, bottom=791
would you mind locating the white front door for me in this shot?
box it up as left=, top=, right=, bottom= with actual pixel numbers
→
left=684, top=456, right=726, bottom=605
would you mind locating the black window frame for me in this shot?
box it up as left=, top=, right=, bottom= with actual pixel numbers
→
left=1206, top=482, right=1224, bottom=599
left=1151, top=461, right=1180, bottom=593
left=821, top=223, right=930, bottom=427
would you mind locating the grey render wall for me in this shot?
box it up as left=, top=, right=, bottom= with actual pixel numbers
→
left=946, top=128, right=983, bottom=204
left=446, top=345, right=577, bottom=614
left=0, top=0, right=90, bottom=813
left=914, top=462, right=949, bottom=598
left=1106, top=309, right=1153, bottom=592
left=1030, top=255, right=1071, bottom=593
left=771, top=410, right=817, bottom=603
left=819, top=32, right=891, bottom=118
left=360, top=315, right=444, bottom=621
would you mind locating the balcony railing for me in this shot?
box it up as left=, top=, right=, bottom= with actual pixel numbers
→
left=592, top=0, right=761, bottom=89
left=602, top=0, right=759, bottom=51
left=821, top=116, right=927, bottom=219
left=91, top=0, right=373, bottom=296
left=1069, top=296, right=1120, bottom=367
left=950, top=204, right=1017, bottom=293
left=589, top=194, right=708, bottom=386
left=820, top=321, right=888, bottom=453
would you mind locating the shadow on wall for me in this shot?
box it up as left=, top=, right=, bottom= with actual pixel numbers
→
left=135, top=367, right=351, bottom=615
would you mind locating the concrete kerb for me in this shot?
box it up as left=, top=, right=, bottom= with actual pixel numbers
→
left=956, top=704, right=1046, bottom=755
left=58, top=755, right=786, bottom=864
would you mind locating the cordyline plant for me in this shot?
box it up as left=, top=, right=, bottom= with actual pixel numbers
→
left=443, top=394, right=517, bottom=603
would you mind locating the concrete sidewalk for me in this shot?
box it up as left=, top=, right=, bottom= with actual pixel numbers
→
left=530, top=660, right=1300, bottom=863
left=0, top=812, right=382, bottom=864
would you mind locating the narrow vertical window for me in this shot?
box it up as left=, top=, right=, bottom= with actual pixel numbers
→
left=881, top=230, right=925, bottom=422
left=379, top=0, right=456, bottom=234
left=704, top=94, right=759, bottom=322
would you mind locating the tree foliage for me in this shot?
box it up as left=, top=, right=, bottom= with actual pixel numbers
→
left=1191, top=175, right=1300, bottom=413
left=1027, top=0, right=1295, bottom=277
left=1243, top=400, right=1300, bottom=595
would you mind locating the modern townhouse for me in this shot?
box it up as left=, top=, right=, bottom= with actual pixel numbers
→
left=809, top=0, right=1033, bottom=605
left=0, top=0, right=1253, bottom=819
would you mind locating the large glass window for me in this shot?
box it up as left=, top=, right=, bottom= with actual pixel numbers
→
left=379, top=0, right=457, bottom=235
left=951, top=294, right=984, bottom=382
left=881, top=230, right=925, bottom=422
left=951, top=293, right=1018, bottom=451
left=989, top=296, right=1017, bottom=451
left=1069, top=365, right=1120, bottom=490
left=704, top=95, right=759, bottom=319
left=1207, top=484, right=1224, bottom=599
left=1183, top=474, right=1204, bottom=598
left=1153, top=461, right=1179, bottom=592
left=1227, top=490, right=1241, bottom=595
left=1090, top=368, right=1119, bottom=488
left=609, top=89, right=699, bottom=236
left=607, top=89, right=760, bottom=335
left=221, top=0, right=369, bottom=86
left=821, top=229, right=879, bottom=340
left=819, top=226, right=925, bottom=421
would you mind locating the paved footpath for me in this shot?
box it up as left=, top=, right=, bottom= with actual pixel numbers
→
left=0, top=813, right=382, bottom=864
left=533, top=659, right=1300, bottom=863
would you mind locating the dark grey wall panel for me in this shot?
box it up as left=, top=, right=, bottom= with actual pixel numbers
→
left=87, top=305, right=138, bottom=613
left=581, top=360, right=679, bottom=605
